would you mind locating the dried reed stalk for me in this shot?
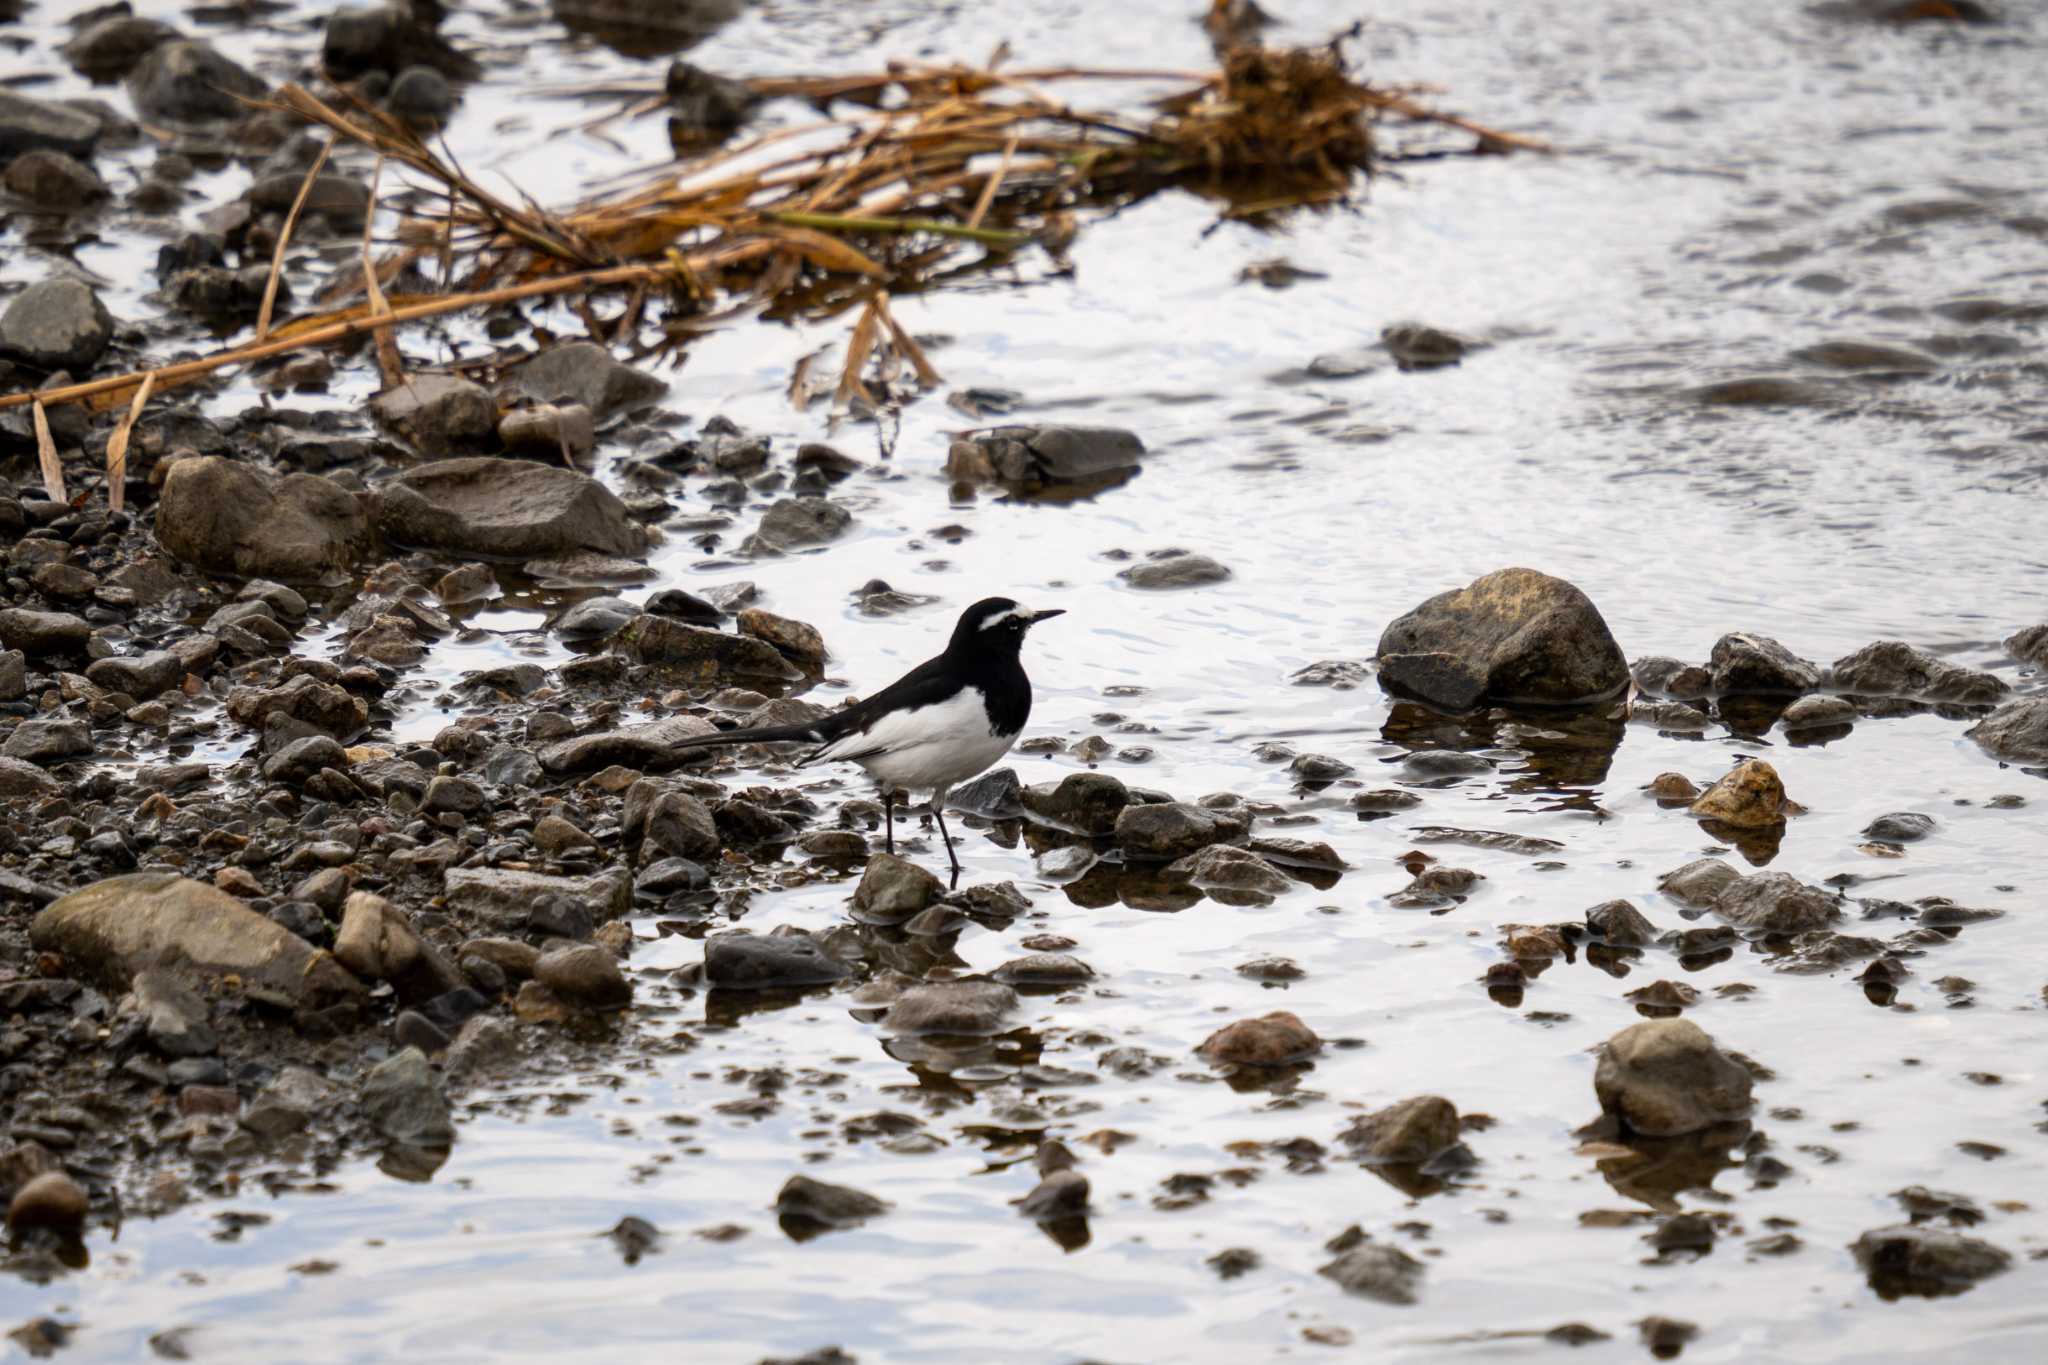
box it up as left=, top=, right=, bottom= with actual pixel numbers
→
left=104, top=371, right=154, bottom=514
left=255, top=136, right=333, bottom=342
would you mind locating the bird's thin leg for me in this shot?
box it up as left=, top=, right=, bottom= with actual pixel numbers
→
left=933, top=804, right=962, bottom=882
left=883, top=790, right=895, bottom=855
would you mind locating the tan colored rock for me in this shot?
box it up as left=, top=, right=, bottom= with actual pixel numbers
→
left=31, top=873, right=361, bottom=1008
left=333, top=891, right=465, bottom=1005
left=1687, top=759, right=1788, bottom=829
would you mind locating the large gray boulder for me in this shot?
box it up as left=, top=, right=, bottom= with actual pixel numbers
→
left=0, top=280, right=114, bottom=372
left=1375, top=567, right=1628, bottom=710
left=30, top=873, right=363, bottom=1008
left=374, top=458, right=647, bottom=558
left=1593, top=1018, right=1753, bottom=1137
left=156, top=457, right=371, bottom=581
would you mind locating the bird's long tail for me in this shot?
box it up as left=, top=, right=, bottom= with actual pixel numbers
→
left=670, top=721, right=824, bottom=753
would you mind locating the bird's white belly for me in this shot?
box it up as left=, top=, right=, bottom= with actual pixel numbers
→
left=814, top=688, right=1016, bottom=795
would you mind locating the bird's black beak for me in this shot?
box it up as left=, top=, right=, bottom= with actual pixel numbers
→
left=1025, top=608, right=1065, bottom=625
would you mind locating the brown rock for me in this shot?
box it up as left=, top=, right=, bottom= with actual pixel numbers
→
left=333, top=891, right=465, bottom=1005
left=5, top=1171, right=87, bottom=1232
left=1339, top=1095, right=1461, bottom=1165
left=1687, top=759, right=1788, bottom=829
left=1197, top=1011, right=1322, bottom=1065
left=1593, top=1018, right=1754, bottom=1137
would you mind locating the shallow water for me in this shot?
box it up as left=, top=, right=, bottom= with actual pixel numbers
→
left=5, top=0, right=2048, bottom=1359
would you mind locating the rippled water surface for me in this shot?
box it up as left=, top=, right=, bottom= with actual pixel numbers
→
left=5, top=0, right=2048, bottom=1359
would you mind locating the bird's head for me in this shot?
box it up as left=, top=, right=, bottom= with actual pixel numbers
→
left=949, top=596, right=1064, bottom=655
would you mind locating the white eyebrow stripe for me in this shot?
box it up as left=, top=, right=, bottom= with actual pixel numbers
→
left=977, top=606, right=1028, bottom=630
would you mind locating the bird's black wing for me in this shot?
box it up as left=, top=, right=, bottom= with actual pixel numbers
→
left=794, top=652, right=958, bottom=765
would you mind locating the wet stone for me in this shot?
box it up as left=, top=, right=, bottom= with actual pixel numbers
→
left=1965, top=697, right=2048, bottom=764
left=1646, top=772, right=1700, bottom=802
left=1714, top=872, right=1839, bottom=934
left=542, top=715, right=718, bottom=775
left=1780, top=693, right=1856, bottom=730
left=751, top=497, right=851, bottom=552
left=883, top=981, right=1018, bottom=1033
left=1016, top=1168, right=1089, bottom=1220
left=442, top=866, right=632, bottom=932
left=1338, top=1095, right=1461, bottom=1166
left=157, top=458, right=371, bottom=581
left=992, top=953, right=1094, bottom=987
left=1376, top=567, right=1628, bottom=708
left=1019, top=771, right=1130, bottom=835
left=946, top=424, right=1144, bottom=487
left=371, top=375, right=498, bottom=456
left=1167, top=845, right=1292, bottom=897
left=1851, top=1224, right=2010, bottom=1298
left=737, top=608, right=827, bottom=666
left=0, top=280, right=113, bottom=373
left=1863, top=811, right=1934, bottom=842
left=1657, top=857, right=1741, bottom=907
left=333, top=891, right=465, bottom=1005
left=1831, top=639, right=2006, bottom=705
left=127, top=40, right=266, bottom=122
left=1586, top=899, right=1659, bottom=946
left=83, top=650, right=182, bottom=700
left=703, top=932, right=848, bottom=989
left=4, top=149, right=108, bottom=208
left=2006, top=623, right=2048, bottom=669
left=0, top=758, right=54, bottom=800
left=1632, top=656, right=1712, bottom=699
left=1687, top=759, right=1789, bottom=829
left=1710, top=632, right=1821, bottom=695
left=536, top=944, right=632, bottom=1011
left=850, top=852, right=942, bottom=921
left=509, top=341, right=666, bottom=417
left=1320, top=1242, right=1425, bottom=1305
left=1118, top=550, right=1232, bottom=590
left=612, top=616, right=801, bottom=684
left=1594, top=1018, right=1754, bottom=1137
left=775, top=1175, right=887, bottom=1232
left=1198, top=1011, right=1322, bottom=1065
left=376, top=458, right=648, bottom=559
left=360, top=1047, right=454, bottom=1148
left=1113, top=801, right=1222, bottom=860
left=0, top=90, right=103, bottom=161
left=1, top=718, right=90, bottom=764
left=132, top=967, right=216, bottom=1057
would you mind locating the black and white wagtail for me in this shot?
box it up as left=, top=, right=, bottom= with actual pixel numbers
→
left=670, top=597, right=1064, bottom=873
